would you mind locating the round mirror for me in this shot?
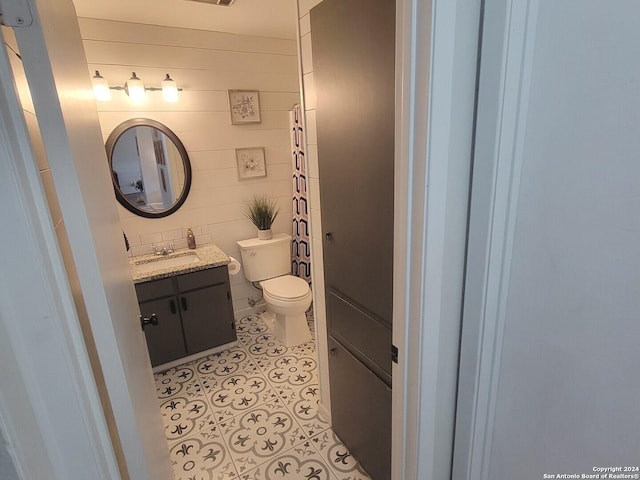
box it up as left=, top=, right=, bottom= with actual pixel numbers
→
left=105, top=118, right=192, bottom=218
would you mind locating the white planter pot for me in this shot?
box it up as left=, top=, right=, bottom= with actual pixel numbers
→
left=257, top=229, right=273, bottom=240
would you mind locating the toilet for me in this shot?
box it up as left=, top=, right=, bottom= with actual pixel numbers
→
left=237, top=233, right=312, bottom=346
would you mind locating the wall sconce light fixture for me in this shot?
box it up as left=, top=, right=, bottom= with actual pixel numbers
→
left=162, top=74, right=179, bottom=102
left=92, top=71, right=182, bottom=103
left=125, top=72, right=146, bottom=103
left=91, top=70, right=111, bottom=101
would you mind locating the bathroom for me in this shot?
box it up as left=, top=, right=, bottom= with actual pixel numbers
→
left=1, top=0, right=397, bottom=479
left=6, top=1, right=640, bottom=479
left=80, top=3, right=346, bottom=479
left=83, top=0, right=393, bottom=476
left=77, top=3, right=311, bottom=326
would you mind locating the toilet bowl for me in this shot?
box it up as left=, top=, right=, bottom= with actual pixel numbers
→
left=261, top=275, right=312, bottom=346
left=237, top=233, right=313, bottom=347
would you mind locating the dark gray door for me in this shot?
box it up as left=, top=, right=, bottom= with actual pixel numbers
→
left=311, top=1, right=395, bottom=478
left=140, top=297, right=186, bottom=367
left=180, top=284, right=236, bottom=354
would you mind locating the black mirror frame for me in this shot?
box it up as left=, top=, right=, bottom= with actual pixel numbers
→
left=105, top=118, right=192, bottom=219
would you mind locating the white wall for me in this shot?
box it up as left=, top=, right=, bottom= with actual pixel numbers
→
left=296, top=0, right=330, bottom=417
left=458, top=0, right=640, bottom=476
left=0, top=428, right=19, bottom=480
left=78, top=18, right=300, bottom=316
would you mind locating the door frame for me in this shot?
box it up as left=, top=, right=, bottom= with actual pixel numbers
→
left=452, top=0, right=542, bottom=477
left=392, top=0, right=482, bottom=478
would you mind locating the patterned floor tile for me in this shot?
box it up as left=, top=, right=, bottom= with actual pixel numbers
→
left=155, top=364, right=205, bottom=401
left=160, top=395, right=217, bottom=444
left=276, top=382, right=330, bottom=438
left=193, top=347, right=257, bottom=378
left=238, top=442, right=336, bottom=480
left=310, top=430, right=371, bottom=480
left=169, top=427, right=238, bottom=480
left=236, top=311, right=316, bottom=358
left=235, top=314, right=270, bottom=342
left=289, top=340, right=317, bottom=358
left=218, top=399, right=308, bottom=475
left=258, top=354, right=318, bottom=390
left=155, top=313, right=370, bottom=480
left=243, top=331, right=317, bottom=361
left=243, top=332, right=288, bottom=359
left=205, top=371, right=279, bottom=423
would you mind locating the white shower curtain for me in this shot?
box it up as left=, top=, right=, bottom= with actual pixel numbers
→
left=289, top=104, right=312, bottom=285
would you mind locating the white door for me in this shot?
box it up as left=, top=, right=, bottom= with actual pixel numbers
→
left=5, top=0, right=171, bottom=477
left=454, top=0, right=640, bottom=477
left=0, top=34, right=121, bottom=479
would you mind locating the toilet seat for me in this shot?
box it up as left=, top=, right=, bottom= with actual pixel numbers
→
left=261, top=275, right=310, bottom=301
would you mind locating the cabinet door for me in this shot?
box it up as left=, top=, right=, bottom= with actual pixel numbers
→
left=328, top=338, right=392, bottom=480
left=179, top=284, right=236, bottom=355
left=139, top=297, right=186, bottom=367
left=312, top=1, right=395, bottom=477
left=312, top=0, right=395, bottom=324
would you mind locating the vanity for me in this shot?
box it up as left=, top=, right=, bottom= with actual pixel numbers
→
left=130, top=243, right=236, bottom=368
left=104, top=118, right=236, bottom=367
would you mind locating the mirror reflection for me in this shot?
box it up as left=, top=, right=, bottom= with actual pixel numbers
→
left=106, top=119, right=191, bottom=218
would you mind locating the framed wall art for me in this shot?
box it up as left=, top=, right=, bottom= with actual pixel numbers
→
left=228, top=90, right=261, bottom=124
left=236, top=147, right=267, bottom=179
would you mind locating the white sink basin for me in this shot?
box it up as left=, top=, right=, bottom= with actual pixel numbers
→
left=133, top=252, right=200, bottom=273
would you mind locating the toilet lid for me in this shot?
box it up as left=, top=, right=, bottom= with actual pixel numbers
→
left=262, top=275, right=310, bottom=301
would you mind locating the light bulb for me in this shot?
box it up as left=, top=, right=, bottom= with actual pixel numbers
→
left=162, top=74, right=179, bottom=102
left=91, top=70, right=111, bottom=101
left=125, top=72, right=145, bottom=103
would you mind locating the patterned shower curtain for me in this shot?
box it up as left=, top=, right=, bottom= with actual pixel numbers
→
left=290, top=104, right=312, bottom=285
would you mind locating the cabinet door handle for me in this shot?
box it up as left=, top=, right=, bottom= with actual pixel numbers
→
left=140, top=313, right=158, bottom=330
left=169, top=299, right=176, bottom=314
left=325, top=232, right=333, bottom=241
left=181, top=297, right=188, bottom=311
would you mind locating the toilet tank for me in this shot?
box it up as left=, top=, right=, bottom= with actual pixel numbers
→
left=237, top=233, right=291, bottom=282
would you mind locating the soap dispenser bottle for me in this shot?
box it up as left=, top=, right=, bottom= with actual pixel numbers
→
left=187, top=228, right=196, bottom=249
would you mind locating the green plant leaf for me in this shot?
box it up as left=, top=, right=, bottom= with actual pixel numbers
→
left=244, top=194, right=279, bottom=230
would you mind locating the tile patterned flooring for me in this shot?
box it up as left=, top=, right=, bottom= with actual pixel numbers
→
left=154, top=313, right=372, bottom=480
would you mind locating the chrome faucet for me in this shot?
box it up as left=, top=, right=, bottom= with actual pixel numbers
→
left=151, top=242, right=175, bottom=256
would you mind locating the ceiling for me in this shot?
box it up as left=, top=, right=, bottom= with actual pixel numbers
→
left=72, top=0, right=298, bottom=39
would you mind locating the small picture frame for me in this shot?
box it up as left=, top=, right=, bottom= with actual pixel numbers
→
left=236, top=147, right=267, bottom=179
left=228, top=90, right=261, bottom=124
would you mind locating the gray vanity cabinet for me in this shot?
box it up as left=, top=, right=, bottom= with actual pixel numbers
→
left=136, top=265, right=236, bottom=367
left=179, top=284, right=236, bottom=354
left=312, top=0, right=395, bottom=478
left=138, top=294, right=186, bottom=366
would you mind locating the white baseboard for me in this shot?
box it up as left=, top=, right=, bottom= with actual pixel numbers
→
left=318, top=402, right=331, bottom=424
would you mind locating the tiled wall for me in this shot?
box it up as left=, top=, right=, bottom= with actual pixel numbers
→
left=78, top=18, right=301, bottom=316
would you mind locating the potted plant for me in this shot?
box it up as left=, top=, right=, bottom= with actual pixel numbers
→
left=245, top=194, right=279, bottom=240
